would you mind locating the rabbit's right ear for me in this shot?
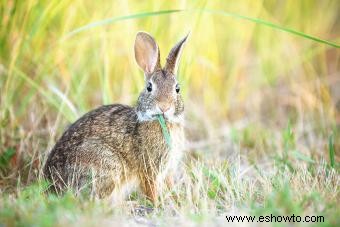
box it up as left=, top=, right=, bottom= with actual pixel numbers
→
left=134, top=32, right=161, bottom=76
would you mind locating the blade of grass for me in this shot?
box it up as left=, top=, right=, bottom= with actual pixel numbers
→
left=63, top=9, right=339, bottom=48
left=292, top=150, right=315, bottom=164
left=328, top=134, right=335, bottom=168
left=47, top=84, right=78, bottom=117
left=62, top=9, right=181, bottom=40
left=13, top=67, right=77, bottom=122
left=196, top=9, right=339, bottom=48
left=157, top=114, right=172, bottom=149
left=0, top=148, right=16, bottom=171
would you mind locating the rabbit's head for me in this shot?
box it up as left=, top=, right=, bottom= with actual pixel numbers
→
left=134, top=32, right=188, bottom=123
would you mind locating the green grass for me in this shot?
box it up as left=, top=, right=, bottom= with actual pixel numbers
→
left=1, top=164, right=338, bottom=226
left=0, top=0, right=339, bottom=226
left=329, top=134, right=336, bottom=168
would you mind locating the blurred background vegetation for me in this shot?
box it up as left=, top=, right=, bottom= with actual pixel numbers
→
left=0, top=0, right=339, bottom=226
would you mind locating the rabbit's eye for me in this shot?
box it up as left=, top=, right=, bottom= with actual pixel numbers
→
left=147, top=82, right=152, bottom=92
left=175, top=84, right=180, bottom=93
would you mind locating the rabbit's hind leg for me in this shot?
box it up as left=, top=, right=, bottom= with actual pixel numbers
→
left=65, top=156, right=126, bottom=199
left=65, top=141, right=128, bottom=198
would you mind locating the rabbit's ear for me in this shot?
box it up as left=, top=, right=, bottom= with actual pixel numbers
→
left=164, top=34, right=189, bottom=75
left=134, top=32, right=161, bottom=75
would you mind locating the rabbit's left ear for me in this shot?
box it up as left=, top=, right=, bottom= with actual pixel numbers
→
left=164, top=33, right=189, bottom=75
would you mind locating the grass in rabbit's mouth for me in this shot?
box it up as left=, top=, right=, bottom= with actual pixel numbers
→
left=157, top=114, right=172, bottom=149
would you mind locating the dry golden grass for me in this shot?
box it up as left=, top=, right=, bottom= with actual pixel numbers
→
left=0, top=0, right=339, bottom=226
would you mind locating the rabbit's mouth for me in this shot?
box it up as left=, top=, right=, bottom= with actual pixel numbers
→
left=157, top=111, right=184, bottom=124
left=137, top=109, right=183, bottom=124
left=137, top=110, right=159, bottom=122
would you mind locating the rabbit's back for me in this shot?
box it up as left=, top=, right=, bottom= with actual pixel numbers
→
left=44, top=104, right=139, bottom=196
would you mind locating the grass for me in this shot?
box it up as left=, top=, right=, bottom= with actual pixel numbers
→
left=329, top=134, right=336, bottom=168
left=0, top=0, right=339, bottom=226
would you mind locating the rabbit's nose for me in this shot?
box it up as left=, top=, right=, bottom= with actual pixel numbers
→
left=158, top=103, right=170, bottom=113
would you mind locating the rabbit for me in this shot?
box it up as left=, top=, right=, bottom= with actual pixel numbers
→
left=43, top=31, right=188, bottom=204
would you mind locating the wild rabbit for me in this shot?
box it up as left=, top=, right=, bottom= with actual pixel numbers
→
left=43, top=32, right=188, bottom=204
